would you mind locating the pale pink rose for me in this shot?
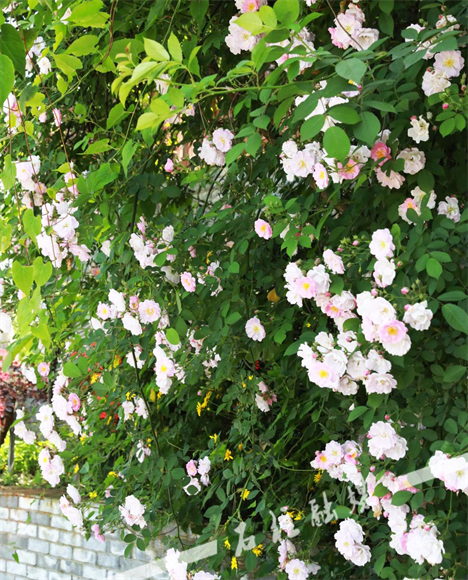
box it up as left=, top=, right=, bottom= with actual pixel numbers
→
left=379, top=320, right=408, bottom=343
left=181, top=272, right=196, bottom=292
left=338, top=159, right=361, bottom=180
left=164, top=159, right=174, bottom=172
left=308, top=361, right=337, bottom=389
left=313, top=163, right=329, bottom=188
left=186, top=460, right=198, bottom=477
left=68, top=393, right=81, bottom=412
left=37, top=362, right=50, bottom=377
left=245, top=316, right=266, bottom=342
left=323, top=249, right=345, bottom=274
left=371, top=141, right=392, bottom=166
left=254, top=219, right=272, bottom=240
left=295, top=276, right=317, bottom=299
left=52, top=108, right=62, bottom=127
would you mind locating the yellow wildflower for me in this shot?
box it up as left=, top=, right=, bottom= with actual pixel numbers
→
left=209, top=433, right=218, bottom=444
left=224, top=449, right=233, bottom=461
left=253, top=544, right=263, bottom=556
left=238, top=443, right=243, bottom=451
left=231, top=557, right=237, bottom=569
left=306, top=322, right=311, bottom=328
left=224, top=538, right=231, bottom=549
left=89, top=491, right=97, bottom=499
left=314, top=470, right=323, bottom=483
left=74, top=464, right=79, bottom=474
left=90, top=373, right=100, bottom=384
left=206, top=250, right=213, bottom=264
left=248, top=375, right=253, bottom=380
left=197, top=402, right=203, bottom=416
left=242, top=489, right=250, bottom=500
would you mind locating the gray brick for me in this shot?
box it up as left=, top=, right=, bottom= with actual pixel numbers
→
left=26, top=566, right=49, bottom=580
left=97, top=552, right=119, bottom=568
left=29, top=512, right=51, bottom=526
left=51, top=515, right=73, bottom=531
left=37, top=554, right=59, bottom=569
left=50, top=543, right=72, bottom=559
left=1, top=519, right=17, bottom=533
left=16, top=523, right=38, bottom=537
left=82, top=564, right=107, bottom=580
left=38, top=526, right=60, bottom=542
left=108, top=540, right=127, bottom=556
left=6, top=495, right=19, bottom=508
left=28, top=537, right=50, bottom=554
left=49, top=572, right=72, bottom=580
left=18, top=496, right=37, bottom=510
left=9, top=509, right=28, bottom=522
left=131, top=548, right=151, bottom=563
left=72, top=547, right=96, bottom=564
left=0, top=506, right=9, bottom=519
left=16, top=548, right=37, bottom=565
left=0, top=559, right=5, bottom=571
left=6, top=560, right=27, bottom=576
left=83, top=536, right=107, bottom=552
left=6, top=533, right=29, bottom=549
left=59, top=559, right=82, bottom=575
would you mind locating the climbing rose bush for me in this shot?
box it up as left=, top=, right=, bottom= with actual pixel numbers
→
left=0, top=0, right=467, bottom=578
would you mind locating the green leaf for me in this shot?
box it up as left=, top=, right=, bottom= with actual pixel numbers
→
left=443, top=365, right=466, bottom=383
left=63, top=361, right=82, bottom=379
left=82, top=139, right=111, bottom=155
left=444, top=418, right=458, bottom=434
left=31, top=324, right=51, bottom=350
left=66, top=34, right=99, bottom=56
left=426, top=257, right=442, bottom=279
left=300, top=115, right=324, bottom=141
left=439, top=118, right=456, bottom=137
left=23, top=209, right=42, bottom=244
left=0, top=24, right=25, bottom=76
left=68, top=0, right=109, bottom=28
left=234, top=12, right=263, bottom=34
left=33, top=257, right=52, bottom=287
left=391, top=490, right=412, bottom=506
left=335, top=58, right=366, bottom=84
left=354, top=112, right=381, bottom=146
left=53, top=54, right=83, bottom=77
left=167, top=32, right=182, bottom=62
left=122, top=140, right=138, bottom=177
left=0, top=54, right=14, bottom=109
left=438, top=291, right=467, bottom=302
left=442, top=304, right=468, bottom=334
left=0, top=154, right=15, bottom=190
left=431, top=36, right=458, bottom=54
left=274, top=0, right=300, bottom=25
left=165, top=328, right=180, bottom=345
left=365, top=100, right=397, bottom=114
left=373, top=483, right=390, bottom=497
left=225, top=143, right=245, bottom=166
left=323, top=126, right=350, bottom=162
left=106, top=103, right=129, bottom=129
left=327, top=105, right=360, bottom=125
left=226, top=311, right=242, bottom=325
left=12, top=261, right=34, bottom=295
left=348, top=406, right=368, bottom=422
left=144, top=38, right=170, bottom=61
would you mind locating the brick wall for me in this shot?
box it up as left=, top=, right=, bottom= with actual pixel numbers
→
left=0, top=488, right=174, bottom=580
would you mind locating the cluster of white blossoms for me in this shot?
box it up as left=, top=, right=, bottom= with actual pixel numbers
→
left=38, top=199, right=91, bottom=267
left=121, top=397, right=148, bottom=422
left=334, top=519, right=371, bottom=567
left=59, top=484, right=84, bottom=532
left=367, top=421, right=408, bottom=461
left=429, top=450, right=468, bottom=493
left=129, top=221, right=176, bottom=270
left=280, top=139, right=324, bottom=183
left=329, top=2, right=379, bottom=51
left=119, top=494, right=147, bottom=529
left=184, top=456, right=211, bottom=495
left=310, top=440, right=363, bottom=486
left=366, top=470, right=417, bottom=523
left=437, top=195, right=461, bottom=222
left=398, top=185, right=436, bottom=224
left=38, top=448, right=65, bottom=487
left=13, top=408, right=36, bottom=444
left=391, top=515, right=445, bottom=567
left=164, top=547, right=219, bottom=580
left=199, top=128, right=234, bottom=166
left=298, top=330, right=396, bottom=397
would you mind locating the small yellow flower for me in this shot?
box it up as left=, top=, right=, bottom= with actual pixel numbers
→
left=248, top=375, right=253, bottom=380
left=113, top=355, right=122, bottom=368
left=74, top=464, right=79, bottom=474
left=224, top=449, right=233, bottom=461
left=252, top=544, right=263, bottom=556
left=107, top=415, right=112, bottom=425
left=90, top=373, right=100, bottom=384
left=209, top=433, right=218, bottom=444
left=89, top=491, right=97, bottom=499
left=206, top=250, right=213, bottom=264
left=231, top=556, right=237, bottom=569
left=238, top=443, right=243, bottom=451
left=197, top=402, right=203, bottom=416
left=306, top=323, right=311, bottom=328
left=108, top=471, right=117, bottom=478
left=241, top=489, right=250, bottom=500
left=224, top=538, right=231, bottom=549
left=147, top=438, right=151, bottom=443
left=149, top=389, right=156, bottom=402
left=314, top=470, right=323, bottom=483
left=242, top=382, right=246, bottom=388
left=80, top=435, right=87, bottom=443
